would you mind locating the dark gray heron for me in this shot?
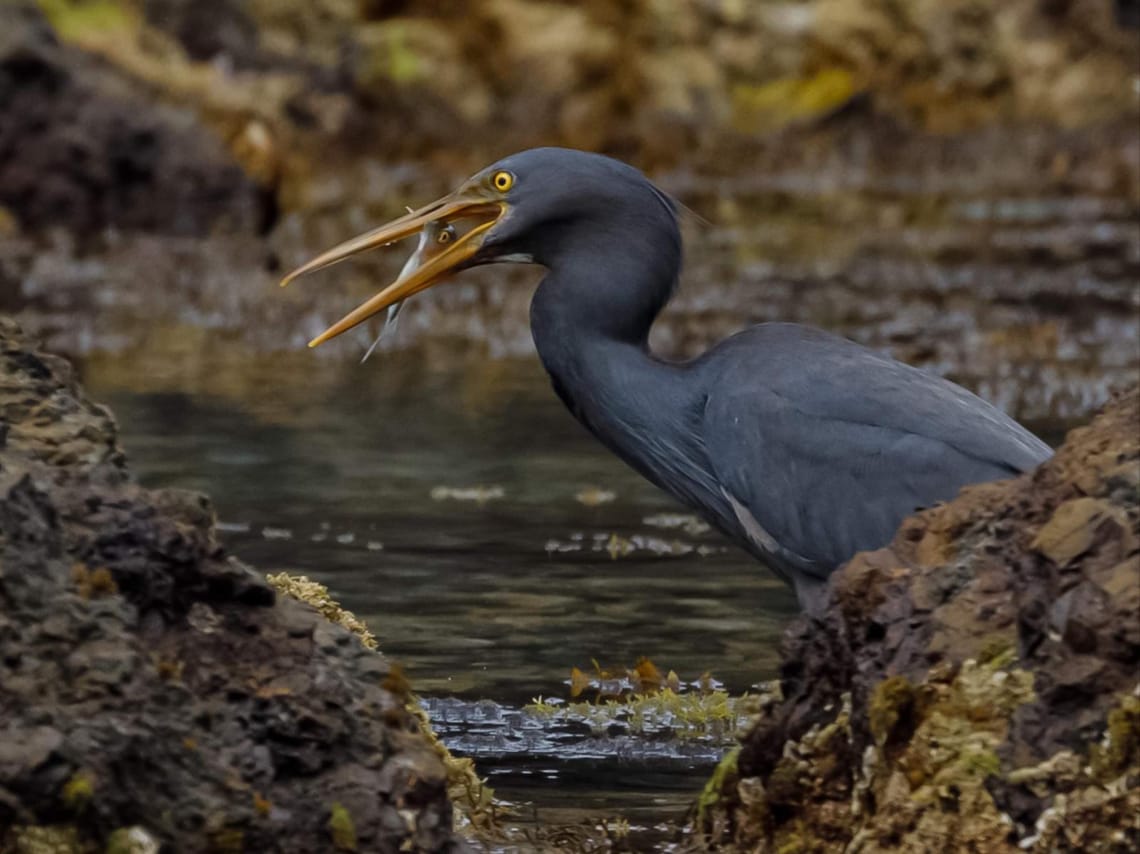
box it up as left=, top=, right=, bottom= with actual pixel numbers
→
left=282, top=147, right=1052, bottom=610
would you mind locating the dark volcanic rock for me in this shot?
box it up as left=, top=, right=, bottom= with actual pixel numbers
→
left=143, top=0, right=259, bottom=64
left=0, top=317, right=462, bottom=852
left=0, top=2, right=262, bottom=238
left=701, top=387, right=1140, bottom=852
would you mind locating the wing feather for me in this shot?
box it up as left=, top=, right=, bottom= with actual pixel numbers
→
left=699, top=324, right=1051, bottom=578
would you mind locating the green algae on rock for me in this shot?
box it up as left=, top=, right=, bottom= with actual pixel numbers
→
left=698, top=387, right=1140, bottom=852
left=327, top=802, right=357, bottom=852
left=266, top=572, right=378, bottom=650
left=525, top=688, right=749, bottom=743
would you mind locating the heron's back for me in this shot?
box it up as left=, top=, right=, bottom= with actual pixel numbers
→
left=696, top=323, right=1051, bottom=589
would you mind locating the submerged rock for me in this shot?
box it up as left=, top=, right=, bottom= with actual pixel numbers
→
left=700, top=386, right=1139, bottom=851
left=0, top=317, right=462, bottom=852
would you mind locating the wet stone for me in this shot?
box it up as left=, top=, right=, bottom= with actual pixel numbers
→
left=700, top=387, right=1140, bottom=852
left=278, top=600, right=319, bottom=638
left=0, top=726, right=63, bottom=775
left=1032, top=497, right=1125, bottom=567
left=0, top=321, right=461, bottom=852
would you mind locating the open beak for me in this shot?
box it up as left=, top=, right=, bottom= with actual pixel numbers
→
left=281, top=192, right=506, bottom=347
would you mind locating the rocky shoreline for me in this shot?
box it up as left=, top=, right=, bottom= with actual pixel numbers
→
left=698, top=386, right=1139, bottom=852
left=0, top=318, right=463, bottom=852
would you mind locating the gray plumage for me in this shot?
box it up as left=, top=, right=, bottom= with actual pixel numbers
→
left=699, top=324, right=1051, bottom=605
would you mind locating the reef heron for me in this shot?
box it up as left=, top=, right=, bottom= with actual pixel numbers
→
left=282, top=148, right=1052, bottom=609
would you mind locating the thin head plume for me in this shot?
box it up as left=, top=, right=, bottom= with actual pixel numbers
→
left=674, top=197, right=711, bottom=229
left=649, top=181, right=711, bottom=230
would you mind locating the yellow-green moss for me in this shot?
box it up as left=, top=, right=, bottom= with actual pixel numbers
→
left=957, top=743, right=1002, bottom=778
left=376, top=23, right=422, bottom=84
left=266, top=572, right=377, bottom=649
left=703, top=660, right=1041, bottom=850
left=406, top=702, right=500, bottom=835
left=977, top=635, right=1017, bottom=667
left=105, top=826, right=160, bottom=854
left=213, top=830, right=243, bottom=848
left=523, top=688, right=746, bottom=740
left=1091, top=692, right=1140, bottom=780
left=207, top=828, right=243, bottom=854
left=775, top=836, right=808, bottom=854
left=35, top=0, right=135, bottom=41
left=327, top=803, right=357, bottom=852
left=6, top=825, right=81, bottom=854
left=61, top=770, right=94, bottom=812
left=696, top=746, right=739, bottom=829
left=868, top=674, right=916, bottom=748
left=732, top=68, right=856, bottom=131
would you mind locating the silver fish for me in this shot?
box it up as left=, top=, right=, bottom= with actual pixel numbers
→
left=361, top=219, right=457, bottom=363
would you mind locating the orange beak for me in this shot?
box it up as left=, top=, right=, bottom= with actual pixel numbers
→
left=281, top=192, right=507, bottom=347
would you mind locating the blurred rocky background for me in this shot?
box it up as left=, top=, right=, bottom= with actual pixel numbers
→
left=1, top=4, right=1137, bottom=849
left=1, top=0, right=1138, bottom=422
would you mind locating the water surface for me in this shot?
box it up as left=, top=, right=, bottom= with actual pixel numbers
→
left=90, top=354, right=795, bottom=700
left=83, top=350, right=795, bottom=842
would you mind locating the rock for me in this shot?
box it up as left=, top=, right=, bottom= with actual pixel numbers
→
left=142, top=0, right=259, bottom=64
left=700, top=387, right=1140, bottom=851
left=34, top=0, right=1136, bottom=174
left=807, top=0, right=1140, bottom=131
left=0, top=1, right=262, bottom=237
left=1032, top=496, right=1132, bottom=567
left=0, top=319, right=463, bottom=852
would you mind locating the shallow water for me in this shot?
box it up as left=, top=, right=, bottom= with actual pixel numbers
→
left=82, top=350, right=796, bottom=841
left=89, top=355, right=796, bottom=699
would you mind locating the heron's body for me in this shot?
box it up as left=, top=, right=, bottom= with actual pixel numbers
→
left=284, top=147, right=1052, bottom=610
left=536, top=314, right=1049, bottom=606
left=527, top=198, right=1051, bottom=606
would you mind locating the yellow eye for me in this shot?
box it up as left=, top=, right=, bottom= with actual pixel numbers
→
left=437, top=229, right=452, bottom=244
left=492, top=171, right=514, bottom=192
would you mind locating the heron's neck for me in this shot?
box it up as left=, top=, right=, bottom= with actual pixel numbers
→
left=530, top=256, right=708, bottom=502
left=531, top=229, right=679, bottom=346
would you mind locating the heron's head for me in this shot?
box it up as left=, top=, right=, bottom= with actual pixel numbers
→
left=282, top=147, right=678, bottom=347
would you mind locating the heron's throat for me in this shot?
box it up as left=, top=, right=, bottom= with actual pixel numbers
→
left=529, top=225, right=681, bottom=348
left=527, top=208, right=688, bottom=484
left=528, top=248, right=714, bottom=512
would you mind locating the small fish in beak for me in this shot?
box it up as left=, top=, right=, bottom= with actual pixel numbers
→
left=281, top=181, right=507, bottom=348
left=360, top=220, right=458, bottom=363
